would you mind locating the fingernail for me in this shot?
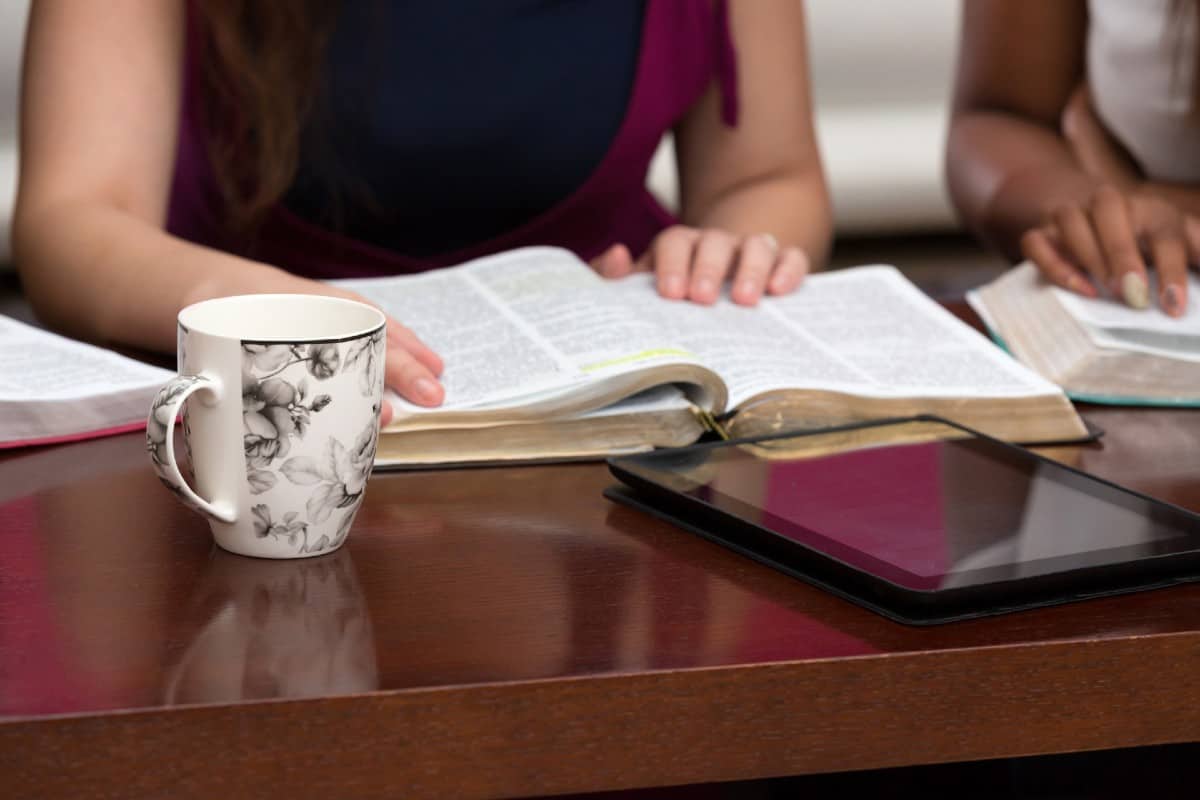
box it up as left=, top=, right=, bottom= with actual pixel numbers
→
left=415, top=378, right=440, bottom=404
left=663, top=275, right=685, bottom=297
left=695, top=278, right=716, bottom=298
left=1164, top=284, right=1184, bottom=317
left=1121, top=273, right=1149, bottom=309
left=736, top=280, right=758, bottom=301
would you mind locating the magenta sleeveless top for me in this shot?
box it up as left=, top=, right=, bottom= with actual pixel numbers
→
left=167, top=0, right=740, bottom=280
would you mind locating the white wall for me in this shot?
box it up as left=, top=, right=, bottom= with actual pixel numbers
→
left=0, top=0, right=28, bottom=263
left=810, top=0, right=962, bottom=234
left=650, top=0, right=963, bottom=235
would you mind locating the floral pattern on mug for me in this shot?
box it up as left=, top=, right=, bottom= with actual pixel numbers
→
left=236, top=330, right=385, bottom=556
left=147, top=375, right=201, bottom=468
left=280, top=420, right=379, bottom=523
left=146, top=374, right=206, bottom=511
left=251, top=504, right=309, bottom=547
left=343, top=327, right=385, bottom=397
left=242, top=344, right=339, bottom=488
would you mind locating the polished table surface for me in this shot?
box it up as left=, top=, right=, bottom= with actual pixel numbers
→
left=3, top=307, right=1200, bottom=798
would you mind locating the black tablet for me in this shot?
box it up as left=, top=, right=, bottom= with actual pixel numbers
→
left=606, top=416, right=1200, bottom=625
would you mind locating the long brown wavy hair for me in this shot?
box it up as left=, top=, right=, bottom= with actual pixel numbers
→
left=195, top=2, right=339, bottom=233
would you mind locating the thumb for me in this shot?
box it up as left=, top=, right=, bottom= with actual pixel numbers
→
left=590, top=243, right=635, bottom=279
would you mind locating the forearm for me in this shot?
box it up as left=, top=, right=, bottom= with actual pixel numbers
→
left=947, top=111, right=1097, bottom=260
left=14, top=202, right=305, bottom=352
left=683, top=169, right=832, bottom=269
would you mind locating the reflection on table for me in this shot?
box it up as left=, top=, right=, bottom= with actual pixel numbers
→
left=165, top=547, right=377, bottom=705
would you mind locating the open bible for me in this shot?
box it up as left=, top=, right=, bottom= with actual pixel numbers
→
left=967, top=262, right=1200, bottom=405
left=338, top=248, right=1089, bottom=467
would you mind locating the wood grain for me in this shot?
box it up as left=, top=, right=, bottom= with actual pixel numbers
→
left=5, top=634, right=1200, bottom=799
left=3, top=300, right=1200, bottom=798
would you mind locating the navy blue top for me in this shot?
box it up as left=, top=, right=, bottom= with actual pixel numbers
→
left=284, top=0, right=645, bottom=258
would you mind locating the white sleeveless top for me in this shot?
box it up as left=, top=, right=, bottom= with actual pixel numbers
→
left=1088, top=0, right=1200, bottom=182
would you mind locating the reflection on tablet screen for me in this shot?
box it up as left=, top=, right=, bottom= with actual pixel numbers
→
left=627, top=430, right=1197, bottom=592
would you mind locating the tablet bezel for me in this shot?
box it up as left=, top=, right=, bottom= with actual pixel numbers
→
left=605, top=415, right=1200, bottom=625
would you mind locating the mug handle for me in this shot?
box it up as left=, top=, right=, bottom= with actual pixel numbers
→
left=147, top=374, right=237, bottom=524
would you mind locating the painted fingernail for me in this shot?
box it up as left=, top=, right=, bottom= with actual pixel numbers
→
left=1121, top=273, right=1149, bottom=309
left=1164, top=284, right=1184, bottom=317
left=415, top=378, right=440, bottom=403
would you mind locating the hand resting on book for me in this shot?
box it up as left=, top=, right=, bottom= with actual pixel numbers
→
left=590, top=225, right=809, bottom=307
left=322, top=287, right=445, bottom=423
left=947, top=6, right=1200, bottom=320
left=1020, top=185, right=1198, bottom=319
left=1024, top=81, right=1196, bottom=315
left=186, top=272, right=446, bottom=425
left=349, top=224, right=810, bottom=419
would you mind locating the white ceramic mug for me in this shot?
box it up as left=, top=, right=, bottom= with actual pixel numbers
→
left=147, top=294, right=386, bottom=558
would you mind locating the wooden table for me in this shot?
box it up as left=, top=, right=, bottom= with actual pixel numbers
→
left=3, top=329, right=1200, bottom=798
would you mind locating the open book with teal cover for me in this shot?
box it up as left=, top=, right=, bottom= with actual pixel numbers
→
left=967, top=262, right=1200, bottom=407
left=338, top=248, right=1089, bottom=467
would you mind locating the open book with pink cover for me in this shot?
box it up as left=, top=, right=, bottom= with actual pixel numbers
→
left=0, top=315, right=171, bottom=449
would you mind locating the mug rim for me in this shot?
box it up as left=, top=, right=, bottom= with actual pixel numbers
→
left=178, top=293, right=386, bottom=344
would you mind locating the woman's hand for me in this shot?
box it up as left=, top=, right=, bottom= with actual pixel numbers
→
left=1020, top=184, right=1195, bottom=316
left=324, top=289, right=444, bottom=422
left=1033, top=84, right=1197, bottom=317
left=379, top=316, right=444, bottom=417
left=590, top=226, right=809, bottom=306
left=256, top=277, right=445, bottom=423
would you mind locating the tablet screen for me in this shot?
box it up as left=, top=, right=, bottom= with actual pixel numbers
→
left=614, top=422, right=1200, bottom=592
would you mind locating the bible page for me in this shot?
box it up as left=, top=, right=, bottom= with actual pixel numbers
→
left=0, top=315, right=172, bottom=445
left=0, top=315, right=170, bottom=399
left=1046, top=264, right=1200, bottom=361
left=337, top=248, right=702, bottom=414
left=609, top=267, right=1062, bottom=408
left=1053, top=267, right=1200, bottom=335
